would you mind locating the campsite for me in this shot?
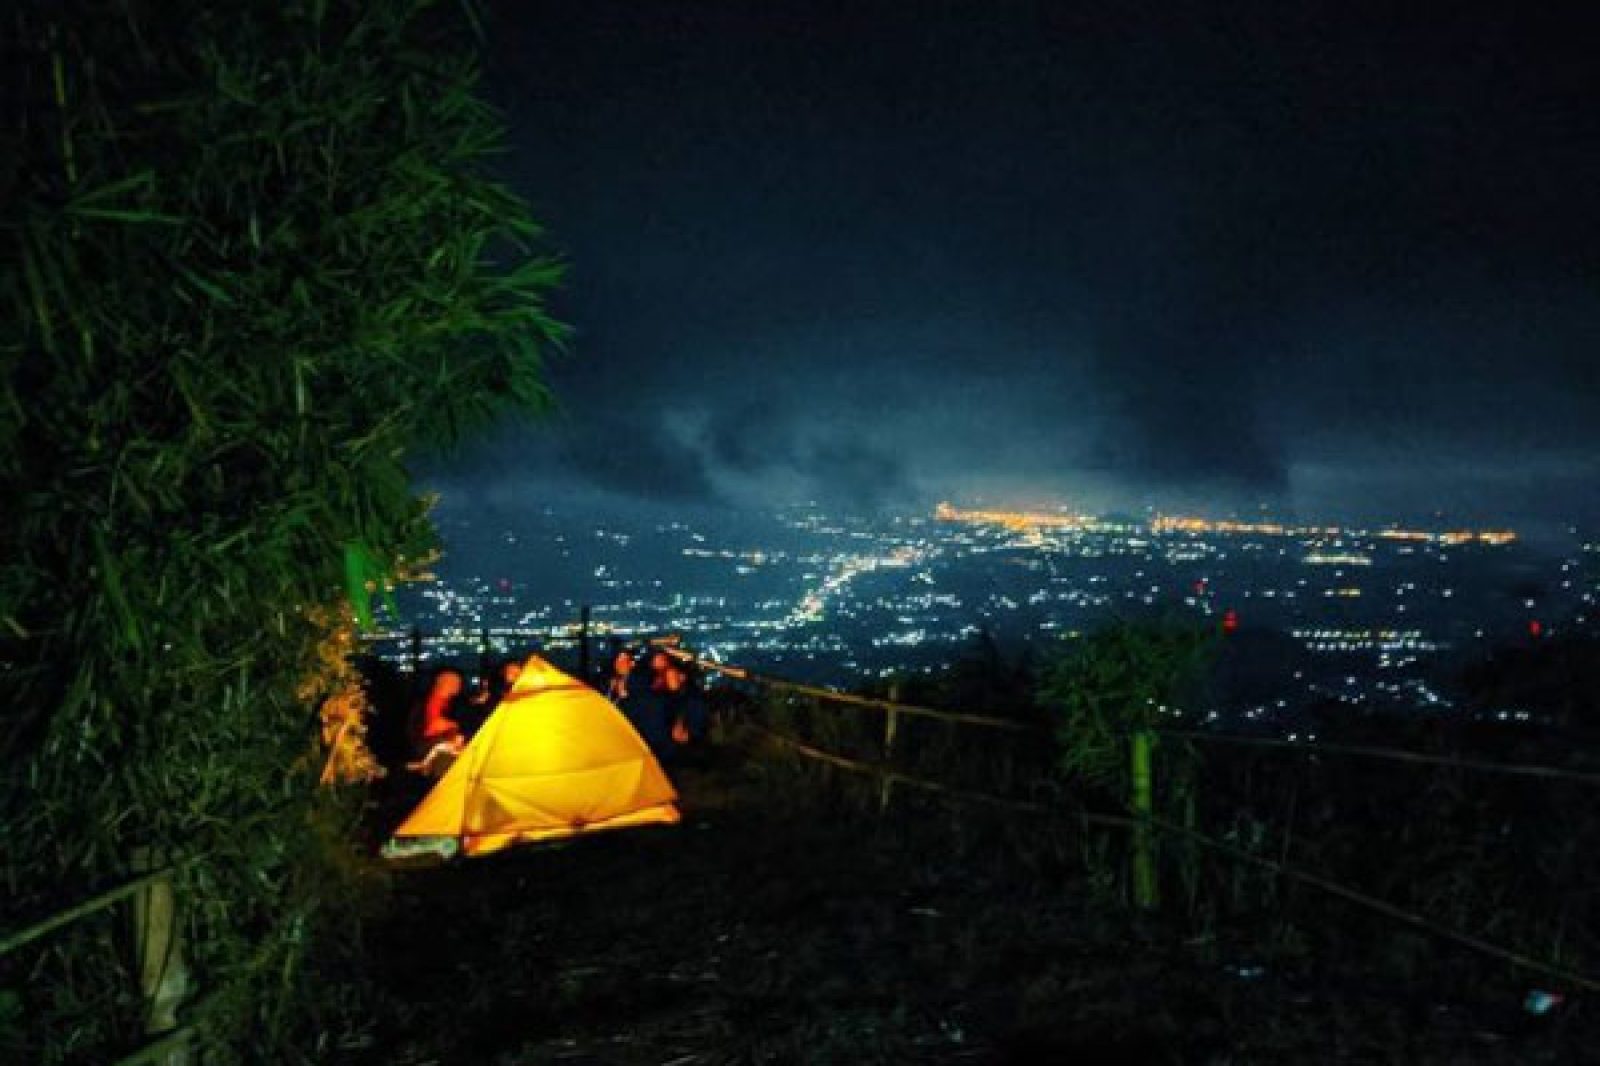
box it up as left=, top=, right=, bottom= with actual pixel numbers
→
left=8, top=2, right=1600, bottom=1062
left=384, top=656, right=681, bottom=861
left=310, top=647, right=1594, bottom=1064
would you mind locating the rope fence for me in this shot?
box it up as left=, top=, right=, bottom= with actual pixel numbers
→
left=700, top=650, right=1600, bottom=994
left=670, top=652, right=1035, bottom=733
left=751, top=717, right=1600, bottom=994
left=673, top=650, right=1600, bottom=789
left=1153, top=728, right=1600, bottom=789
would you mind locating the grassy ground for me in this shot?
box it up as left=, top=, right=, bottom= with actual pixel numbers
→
left=337, top=735, right=1594, bottom=1064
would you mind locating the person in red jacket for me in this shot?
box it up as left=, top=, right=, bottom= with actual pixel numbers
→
left=408, top=668, right=466, bottom=774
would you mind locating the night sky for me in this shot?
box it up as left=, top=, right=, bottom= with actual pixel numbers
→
left=432, top=1, right=1600, bottom=535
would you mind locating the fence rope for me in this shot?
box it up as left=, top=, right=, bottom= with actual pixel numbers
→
left=751, top=719, right=1600, bottom=994
left=671, top=651, right=1035, bottom=732
left=1155, top=729, right=1600, bottom=789
left=681, top=649, right=1600, bottom=789
left=753, top=721, right=1122, bottom=823
left=1140, top=810, right=1600, bottom=993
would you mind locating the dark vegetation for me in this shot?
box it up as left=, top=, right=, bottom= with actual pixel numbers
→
left=1, top=2, right=561, bottom=1060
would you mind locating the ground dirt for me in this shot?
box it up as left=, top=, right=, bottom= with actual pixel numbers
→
left=339, top=737, right=1595, bottom=1065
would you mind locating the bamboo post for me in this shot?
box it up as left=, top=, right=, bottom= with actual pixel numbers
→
left=883, top=682, right=901, bottom=758
left=129, top=848, right=191, bottom=1065
left=409, top=624, right=423, bottom=692
left=877, top=684, right=901, bottom=814
left=578, top=606, right=591, bottom=685
left=1130, top=730, right=1158, bottom=909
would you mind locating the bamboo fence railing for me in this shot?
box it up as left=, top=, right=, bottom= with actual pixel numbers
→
left=678, top=648, right=1600, bottom=994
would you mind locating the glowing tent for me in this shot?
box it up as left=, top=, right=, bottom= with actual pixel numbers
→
left=388, top=655, right=680, bottom=858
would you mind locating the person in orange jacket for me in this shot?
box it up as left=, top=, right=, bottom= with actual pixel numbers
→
left=607, top=640, right=635, bottom=702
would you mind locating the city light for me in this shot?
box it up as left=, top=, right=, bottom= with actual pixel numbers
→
left=377, top=499, right=1575, bottom=737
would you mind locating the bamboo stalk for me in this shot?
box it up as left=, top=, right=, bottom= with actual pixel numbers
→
left=49, top=25, right=79, bottom=187
left=1130, top=730, right=1157, bottom=909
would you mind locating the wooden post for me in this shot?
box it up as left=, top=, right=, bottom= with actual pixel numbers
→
left=879, top=683, right=902, bottom=814
left=1130, top=731, right=1158, bottom=909
left=578, top=606, right=592, bottom=685
left=130, top=848, right=191, bottom=1065
left=478, top=625, right=491, bottom=686
left=883, top=682, right=901, bottom=759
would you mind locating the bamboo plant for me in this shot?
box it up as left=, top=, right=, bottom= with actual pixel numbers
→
left=0, top=1, right=564, bottom=1059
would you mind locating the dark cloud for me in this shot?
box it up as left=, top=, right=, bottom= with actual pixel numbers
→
left=451, top=390, right=924, bottom=513
left=695, top=398, right=793, bottom=476
left=686, top=397, right=921, bottom=511
left=805, top=436, right=918, bottom=511
left=444, top=0, right=1600, bottom=529
left=1086, top=414, right=1288, bottom=498
left=555, top=413, right=724, bottom=503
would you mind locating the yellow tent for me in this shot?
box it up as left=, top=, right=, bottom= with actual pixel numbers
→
left=389, top=655, right=680, bottom=857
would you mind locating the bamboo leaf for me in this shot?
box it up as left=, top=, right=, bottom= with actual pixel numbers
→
left=63, top=205, right=185, bottom=225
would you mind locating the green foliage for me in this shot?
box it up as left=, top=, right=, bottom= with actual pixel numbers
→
left=343, top=542, right=399, bottom=633
left=1040, top=618, right=1213, bottom=789
left=0, top=0, right=563, bottom=1059
left=0, top=987, right=21, bottom=1058
left=1038, top=619, right=1214, bottom=910
left=902, top=627, right=1043, bottom=722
